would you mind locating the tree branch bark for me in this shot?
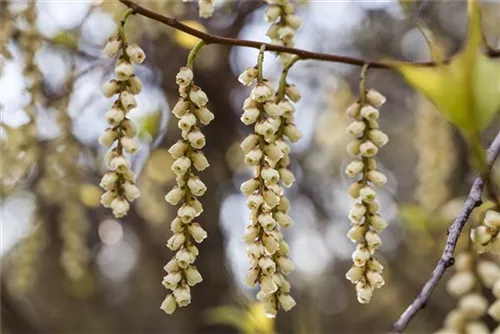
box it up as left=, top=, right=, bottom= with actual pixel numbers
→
left=392, top=131, right=500, bottom=333
left=118, top=0, right=500, bottom=69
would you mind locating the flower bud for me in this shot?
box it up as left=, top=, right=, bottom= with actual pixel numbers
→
left=360, top=186, right=376, bottom=202
left=187, top=130, right=206, bottom=150
left=356, top=280, right=373, bottom=304
left=121, top=119, right=138, bottom=138
left=241, top=108, right=260, bottom=125
left=489, top=300, right=500, bottom=321
left=185, top=266, right=203, bottom=286
left=283, top=124, right=302, bottom=143
left=360, top=105, right=379, bottom=121
left=347, top=121, right=366, bottom=138
left=176, top=66, right=194, bottom=88
left=369, top=214, right=387, bottom=232
left=240, top=178, right=260, bottom=196
left=365, top=231, right=382, bottom=250
left=243, top=225, right=260, bottom=244
left=258, top=213, right=277, bottom=231
left=238, top=67, right=258, bottom=86
left=102, top=80, right=121, bottom=97
left=178, top=113, right=197, bottom=132
left=347, top=139, right=361, bottom=157
left=105, top=106, right=125, bottom=126
left=123, top=181, right=141, bottom=201
left=264, top=6, right=281, bottom=22
left=260, top=274, right=278, bottom=295
left=366, top=89, right=386, bottom=107
left=191, top=151, right=210, bottom=171
left=167, top=233, right=186, bottom=251
left=194, top=107, right=214, bottom=125
left=366, top=270, right=384, bottom=288
left=251, top=84, right=273, bottom=103
left=101, top=190, right=117, bottom=208
left=263, top=189, right=280, bottom=209
left=244, top=148, right=263, bottom=166
left=172, top=99, right=190, bottom=118
left=244, top=267, right=260, bottom=287
left=172, top=156, right=191, bottom=175
left=165, top=187, right=184, bottom=205
left=360, top=140, right=379, bottom=157
left=160, top=294, right=177, bottom=315
left=347, top=225, right=365, bottom=242
left=99, top=172, right=118, bottom=191
left=120, top=90, right=137, bottom=110
left=241, top=134, right=259, bottom=153
left=188, top=223, right=207, bottom=243
left=459, top=293, right=488, bottom=318
left=262, top=233, right=279, bottom=254
left=447, top=271, right=476, bottom=297
left=110, top=155, right=130, bottom=173
left=99, top=128, right=117, bottom=147
left=198, top=0, right=214, bottom=18
left=259, top=256, right=277, bottom=276
left=173, top=284, right=191, bottom=307
left=346, top=265, right=364, bottom=283
left=111, top=196, right=130, bottom=218
left=368, top=129, right=389, bottom=148
left=168, top=140, right=188, bottom=159
left=345, top=160, right=364, bottom=178
left=189, top=86, right=209, bottom=107
left=126, top=44, right=146, bottom=64
left=352, top=245, right=371, bottom=266
left=484, top=210, right=500, bottom=229
left=276, top=256, right=295, bottom=274
left=178, top=204, right=197, bottom=223
left=285, top=14, right=302, bottom=30
left=115, top=59, right=134, bottom=80
left=104, top=36, right=121, bottom=58
left=346, top=102, right=360, bottom=118
left=120, top=137, right=138, bottom=154
left=264, top=102, right=282, bottom=118
left=367, top=170, right=387, bottom=187
left=127, top=75, right=142, bottom=94
left=187, top=176, right=207, bottom=196
left=274, top=211, right=292, bottom=228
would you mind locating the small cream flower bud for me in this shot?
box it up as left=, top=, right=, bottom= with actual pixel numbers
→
left=127, top=75, right=142, bottom=94
left=366, top=270, right=385, bottom=288
left=260, top=274, right=278, bottom=295
left=347, top=139, right=361, bottom=157
left=121, top=119, right=137, bottom=138
left=247, top=242, right=265, bottom=262
left=173, top=284, right=191, bottom=307
left=185, top=266, right=203, bottom=286
left=368, top=129, right=389, bottom=148
left=278, top=100, right=295, bottom=121
left=178, top=204, right=197, bottom=223
left=188, top=223, right=207, bottom=243
left=264, top=5, right=281, bottom=22
left=126, top=44, right=145, bottom=64
left=274, top=211, right=292, bottom=228
left=167, top=233, right=186, bottom=251
left=168, top=140, right=188, bottom=159
left=187, top=130, right=206, bottom=150
left=345, top=160, right=364, bottom=178
left=244, top=148, right=263, bottom=166
left=278, top=293, right=296, bottom=311
left=365, top=231, right=382, bottom=250
left=347, top=182, right=363, bottom=199
left=264, top=102, right=282, bottom=118
left=165, top=187, right=184, bottom=205
left=459, top=293, right=488, bottom=318
left=360, top=140, right=379, bottom=157
left=120, top=90, right=137, bottom=110
left=111, top=196, right=130, bottom=218
left=477, top=260, right=500, bottom=287
left=176, top=66, right=194, bottom=88
left=366, top=89, right=386, bottom=107
left=367, top=170, right=387, bottom=187
left=178, top=113, right=197, bottom=132
left=359, top=186, right=376, bottom=202
left=163, top=272, right=182, bottom=289
left=369, top=214, right=388, bottom=232
left=240, top=179, right=260, bottom=196
left=241, top=108, right=260, bottom=125
left=241, top=134, right=259, bottom=153
left=346, top=102, right=360, bottom=118
left=285, top=85, right=302, bottom=103
left=352, top=245, right=371, bottom=266
left=176, top=249, right=195, bottom=268
left=160, top=294, right=177, bottom=314
left=261, top=167, right=280, bottom=185
left=105, top=106, right=125, bottom=126
left=247, top=194, right=264, bottom=210
left=263, top=189, right=280, bottom=209
left=99, top=128, right=118, bottom=147
left=172, top=156, right=191, bottom=175
left=349, top=204, right=366, bottom=224
left=244, top=267, right=260, bottom=287
left=447, top=271, right=476, bottom=297
left=285, top=14, right=303, bottom=30
left=484, top=210, right=500, bottom=229
left=347, top=121, right=366, bottom=138
left=360, top=105, right=379, bottom=121
left=278, top=26, right=295, bottom=41
left=489, top=300, right=500, bottom=321
left=120, top=137, right=138, bottom=154
left=110, top=155, right=130, bottom=173
left=172, top=99, right=190, bottom=118
left=123, top=181, right=140, bottom=201
left=194, top=107, right=214, bottom=125
left=346, top=265, right=364, bottom=283
left=283, top=124, right=302, bottom=143
left=263, top=300, right=278, bottom=319
left=347, top=225, right=365, bottom=242
left=367, top=258, right=384, bottom=273
left=102, top=80, right=121, bottom=98
left=262, top=233, right=279, bottom=254
left=170, top=218, right=184, bottom=233
left=251, top=84, right=273, bottom=103
left=115, top=59, right=134, bottom=80
left=243, top=225, right=260, bottom=244
left=259, top=257, right=277, bottom=276
left=258, top=213, right=277, bottom=231
left=99, top=172, right=118, bottom=191
left=356, top=280, right=373, bottom=304
left=187, top=176, right=207, bottom=196
left=198, top=0, right=214, bottom=18
left=100, top=190, right=117, bottom=208
left=104, top=36, right=121, bottom=58
left=276, top=256, right=295, bottom=274
left=238, top=67, right=258, bottom=86
left=278, top=168, right=295, bottom=188
left=191, top=151, right=209, bottom=171
left=189, top=86, right=209, bottom=107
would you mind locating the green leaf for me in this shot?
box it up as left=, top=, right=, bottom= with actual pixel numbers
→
left=395, top=0, right=500, bottom=169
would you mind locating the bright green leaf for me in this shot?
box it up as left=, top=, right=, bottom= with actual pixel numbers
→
left=395, top=0, right=500, bottom=169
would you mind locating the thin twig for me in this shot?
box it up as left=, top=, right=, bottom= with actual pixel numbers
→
left=119, top=0, right=500, bottom=69
left=392, top=132, right=500, bottom=333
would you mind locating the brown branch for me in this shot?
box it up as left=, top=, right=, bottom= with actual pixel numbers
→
left=392, top=132, right=500, bottom=333
left=119, top=0, right=499, bottom=69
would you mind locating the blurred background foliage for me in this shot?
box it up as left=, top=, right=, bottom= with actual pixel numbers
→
left=1, top=0, right=500, bottom=333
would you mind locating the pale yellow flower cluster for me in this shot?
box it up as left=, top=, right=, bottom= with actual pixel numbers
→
left=344, top=89, right=389, bottom=304
left=264, top=0, right=302, bottom=63
left=436, top=252, right=500, bottom=334
left=238, top=63, right=302, bottom=317
left=161, top=66, right=213, bottom=314
left=471, top=209, right=500, bottom=254
left=99, top=35, right=144, bottom=218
